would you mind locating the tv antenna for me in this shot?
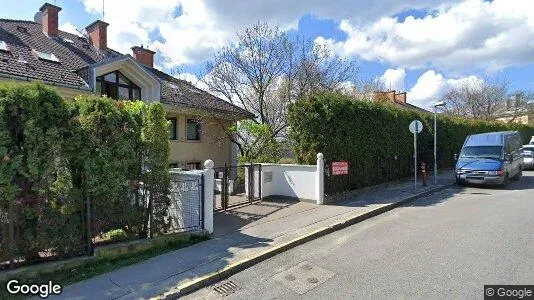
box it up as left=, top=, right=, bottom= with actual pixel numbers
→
left=102, top=0, right=106, bottom=21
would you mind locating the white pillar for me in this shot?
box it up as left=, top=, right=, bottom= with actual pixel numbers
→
left=316, top=153, right=324, bottom=205
left=203, top=160, right=214, bottom=234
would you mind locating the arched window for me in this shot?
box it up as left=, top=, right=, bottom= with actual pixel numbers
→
left=96, top=71, right=141, bottom=100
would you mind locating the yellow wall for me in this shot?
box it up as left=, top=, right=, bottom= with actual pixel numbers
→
left=496, top=114, right=534, bottom=126
left=166, top=112, right=233, bottom=169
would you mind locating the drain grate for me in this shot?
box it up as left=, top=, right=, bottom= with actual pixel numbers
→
left=214, top=280, right=240, bottom=297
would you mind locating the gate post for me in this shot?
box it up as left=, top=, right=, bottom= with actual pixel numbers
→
left=248, top=164, right=254, bottom=203
left=222, top=163, right=228, bottom=210
left=203, top=160, right=214, bottom=234
left=316, top=153, right=324, bottom=205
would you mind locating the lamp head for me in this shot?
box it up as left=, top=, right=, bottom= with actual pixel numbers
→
left=433, top=101, right=446, bottom=107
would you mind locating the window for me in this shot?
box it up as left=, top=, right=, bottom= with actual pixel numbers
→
left=186, top=162, right=201, bottom=170
left=33, top=49, right=59, bottom=62
left=0, top=41, right=8, bottom=52
left=460, top=146, right=503, bottom=159
left=186, top=119, right=201, bottom=141
left=96, top=70, right=141, bottom=100
left=168, top=117, right=177, bottom=140
left=169, top=163, right=180, bottom=168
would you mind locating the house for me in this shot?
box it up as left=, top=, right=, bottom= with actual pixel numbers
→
left=494, top=94, right=534, bottom=126
left=0, top=2, right=253, bottom=170
left=374, top=90, right=430, bottom=113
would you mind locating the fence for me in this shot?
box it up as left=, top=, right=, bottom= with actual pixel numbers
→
left=324, top=153, right=435, bottom=197
left=0, top=163, right=215, bottom=271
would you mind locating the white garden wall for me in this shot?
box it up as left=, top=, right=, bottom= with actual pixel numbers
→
left=245, top=153, right=325, bottom=204
left=260, top=164, right=317, bottom=201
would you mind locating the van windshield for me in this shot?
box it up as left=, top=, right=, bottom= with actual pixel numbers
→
left=460, top=146, right=502, bottom=159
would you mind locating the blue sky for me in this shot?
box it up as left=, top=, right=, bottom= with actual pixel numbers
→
left=2, top=0, right=533, bottom=109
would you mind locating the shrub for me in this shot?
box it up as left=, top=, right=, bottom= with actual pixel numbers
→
left=288, top=92, right=534, bottom=194
left=278, top=157, right=297, bottom=164
left=0, top=82, right=170, bottom=268
left=105, top=229, right=129, bottom=243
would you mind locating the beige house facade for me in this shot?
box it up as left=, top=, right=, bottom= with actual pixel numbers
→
left=0, top=3, right=252, bottom=170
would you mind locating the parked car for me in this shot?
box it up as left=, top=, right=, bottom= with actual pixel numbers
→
left=523, top=145, right=534, bottom=170
left=455, top=131, right=523, bottom=187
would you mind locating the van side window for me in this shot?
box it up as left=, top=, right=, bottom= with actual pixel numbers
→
left=504, top=138, right=512, bottom=154
left=513, top=136, right=522, bottom=151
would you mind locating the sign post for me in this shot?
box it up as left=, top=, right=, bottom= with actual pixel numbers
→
left=409, top=120, right=423, bottom=190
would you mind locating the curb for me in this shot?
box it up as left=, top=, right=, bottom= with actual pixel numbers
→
left=157, top=183, right=454, bottom=299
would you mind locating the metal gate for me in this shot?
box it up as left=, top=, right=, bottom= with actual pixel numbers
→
left=214, top=164, right=262, bottom=210
left=168, top=172, right=204, bottom=231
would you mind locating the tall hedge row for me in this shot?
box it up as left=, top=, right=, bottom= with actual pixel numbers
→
left=288, top=92, right=534, bottom=170
left=0, top=82, right=170, bottom=267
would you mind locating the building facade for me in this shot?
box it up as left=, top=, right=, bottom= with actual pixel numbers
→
left=0, top=2, right=253, bottom=169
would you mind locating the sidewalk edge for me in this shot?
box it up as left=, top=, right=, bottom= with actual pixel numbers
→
left=158, top=183, right=454, bottom=299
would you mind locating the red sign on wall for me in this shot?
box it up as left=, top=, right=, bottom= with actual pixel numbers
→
left=331, top=161, right=349, bottom=175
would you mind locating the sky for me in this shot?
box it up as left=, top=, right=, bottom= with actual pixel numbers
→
left=1, top=0, right=534, bottom=109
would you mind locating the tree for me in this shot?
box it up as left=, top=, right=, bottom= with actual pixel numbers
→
left=0, top=82, right=71, bottom=261
left=203, top=22, right=357, bottom=160
left=440, top=79, right=509, bottom=120
left=141, top=103, right=170, bottom=238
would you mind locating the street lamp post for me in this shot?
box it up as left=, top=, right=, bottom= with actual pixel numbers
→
left=433, top=101, right=446, bottom=185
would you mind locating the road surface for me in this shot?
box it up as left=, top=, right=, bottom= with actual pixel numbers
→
left=185, top=171, right=534, bottom=299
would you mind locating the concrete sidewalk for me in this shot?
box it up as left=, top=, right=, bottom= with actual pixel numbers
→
left=57, top=172, right=455, bottom=299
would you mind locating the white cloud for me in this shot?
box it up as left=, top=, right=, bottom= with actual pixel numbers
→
left=78, top=0, right=533, bottom=77
left=59, top=22, right=82, bottom=36
left=407, top=70, right=483, bottom=109
left=322, top=0, right=534, bottom=72
left=379, top=68, right=406, bottom=91
left=80, top=0, right=461, bottom=68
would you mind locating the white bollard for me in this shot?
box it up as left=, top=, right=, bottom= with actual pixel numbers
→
left=203, top=160, right=215, bottom=234
left=316, top=153, right=324, bottom=205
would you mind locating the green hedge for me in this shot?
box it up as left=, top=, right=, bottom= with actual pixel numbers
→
left=288, top=93, right=534, bottom=193
left=0, top=82, right=170, bottom=269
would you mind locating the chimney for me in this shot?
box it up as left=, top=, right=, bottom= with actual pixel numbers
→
left=85, top=20, right=109, bottom=50
left=131, top=46, right=156, bottom=68
left=39, top=3, right=62, bottom=37
left=385, top=90, right=396, bottom=102
left=394, top=92, right=407, bottom=104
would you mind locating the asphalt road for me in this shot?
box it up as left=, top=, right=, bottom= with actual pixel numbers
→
left=185, top=171, right=534, bottom=300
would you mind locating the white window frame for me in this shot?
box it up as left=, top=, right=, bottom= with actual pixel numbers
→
left=0, top=41, right=8, bottom=52
left=32, top=49, right=60, bottom=62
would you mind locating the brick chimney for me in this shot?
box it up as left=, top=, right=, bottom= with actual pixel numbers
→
left=39, top=3, right=62, bottom=37
left=131, top=46, right=155, bottom=68
left=394, top=92, right=407, bottom=104
left=85, top=20, right=109, bottom=50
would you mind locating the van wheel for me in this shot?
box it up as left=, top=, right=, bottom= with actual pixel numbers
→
left=512, top=169, right=522, bottom=181
left=500, top=174, right=509, bottom=188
